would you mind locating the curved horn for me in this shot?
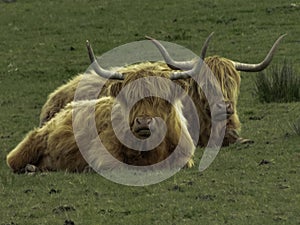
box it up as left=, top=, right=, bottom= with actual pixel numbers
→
left=145, top=36, right=194, bottom=70
left=200, top=32, right=214, bottom=59
left=232, top=34, right=286, bottom=72
left=86, top=40, right=125, bottom=80
left=169, top=33, right=214, bottom=80
left=146, top=32, right=213, bottom=70
left=86, top=40, right=96, bottom=63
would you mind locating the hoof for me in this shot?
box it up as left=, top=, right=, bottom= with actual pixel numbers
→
left=237, top=138, right=254, bottom=145
left=25, top=164, right=39, bottom=174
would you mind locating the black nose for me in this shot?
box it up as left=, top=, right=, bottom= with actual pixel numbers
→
left=135, top=117, right=153, bottom=126
left=216, top=101, right=234, bottom=114
left=133, top=116, right=153, bottom=138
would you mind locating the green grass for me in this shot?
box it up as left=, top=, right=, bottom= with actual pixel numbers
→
left=0, top=0, right=300, bottom=224
left=290, top=117, right=300, bottom=136
left=255, top=60, right=300, bottom=103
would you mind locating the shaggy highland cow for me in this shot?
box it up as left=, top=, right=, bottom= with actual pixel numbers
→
left=7, top=59, right=208, bottom=173
left=147, top=34, right=286, bottom=146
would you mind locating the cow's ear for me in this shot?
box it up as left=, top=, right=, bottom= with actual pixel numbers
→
left=109, top=81, right=123, bottom=97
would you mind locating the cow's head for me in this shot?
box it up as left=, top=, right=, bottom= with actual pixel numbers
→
left=108, top=67, right=189, bottom=140
left=146, top=34, right=286, bottom=120
left=86, top=35, right=213, bottom=140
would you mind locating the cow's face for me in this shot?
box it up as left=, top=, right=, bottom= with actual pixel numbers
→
left=192, top=56, right=240, bottom=121
left=109, top=63, right=189, bottom=139
left=128, top=97, right=177, bottom=139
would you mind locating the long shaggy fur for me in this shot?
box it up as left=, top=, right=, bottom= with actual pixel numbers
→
left=187, top=56, right=241, bottom=146
left=7, top=64, right=195, bottom=173
left=39, top=62, right=172, bottom=126
left=39, top=71, right=114, bottom=126
left=39, top=59, right=243, bottom=147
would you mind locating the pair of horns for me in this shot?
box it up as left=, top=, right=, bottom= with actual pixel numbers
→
left=146, top=34, right=286, bottom=72
left=146, top=32, right=214, bottom=80
left=86, top=33, right=213, bottom=80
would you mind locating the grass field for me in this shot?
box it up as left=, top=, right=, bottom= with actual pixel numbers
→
left=0, top=0, right=299, bottom=224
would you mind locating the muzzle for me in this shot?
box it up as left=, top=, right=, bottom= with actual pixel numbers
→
left=211, top=101, right=234, bottom=121
left=132, top=116, right=153, bottom=138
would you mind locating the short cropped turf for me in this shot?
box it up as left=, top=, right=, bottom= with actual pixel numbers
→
left=0, top=0, right=299, bottom=224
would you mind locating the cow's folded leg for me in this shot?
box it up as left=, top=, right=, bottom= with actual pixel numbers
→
left=6, top=129, right=46, bottom=173
left=223, top=129, right=254, bottom=146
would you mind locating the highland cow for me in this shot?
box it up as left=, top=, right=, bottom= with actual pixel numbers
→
left=147, top=34, right=286, bottom=146
left=7, top=60, right=205, bottom=173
